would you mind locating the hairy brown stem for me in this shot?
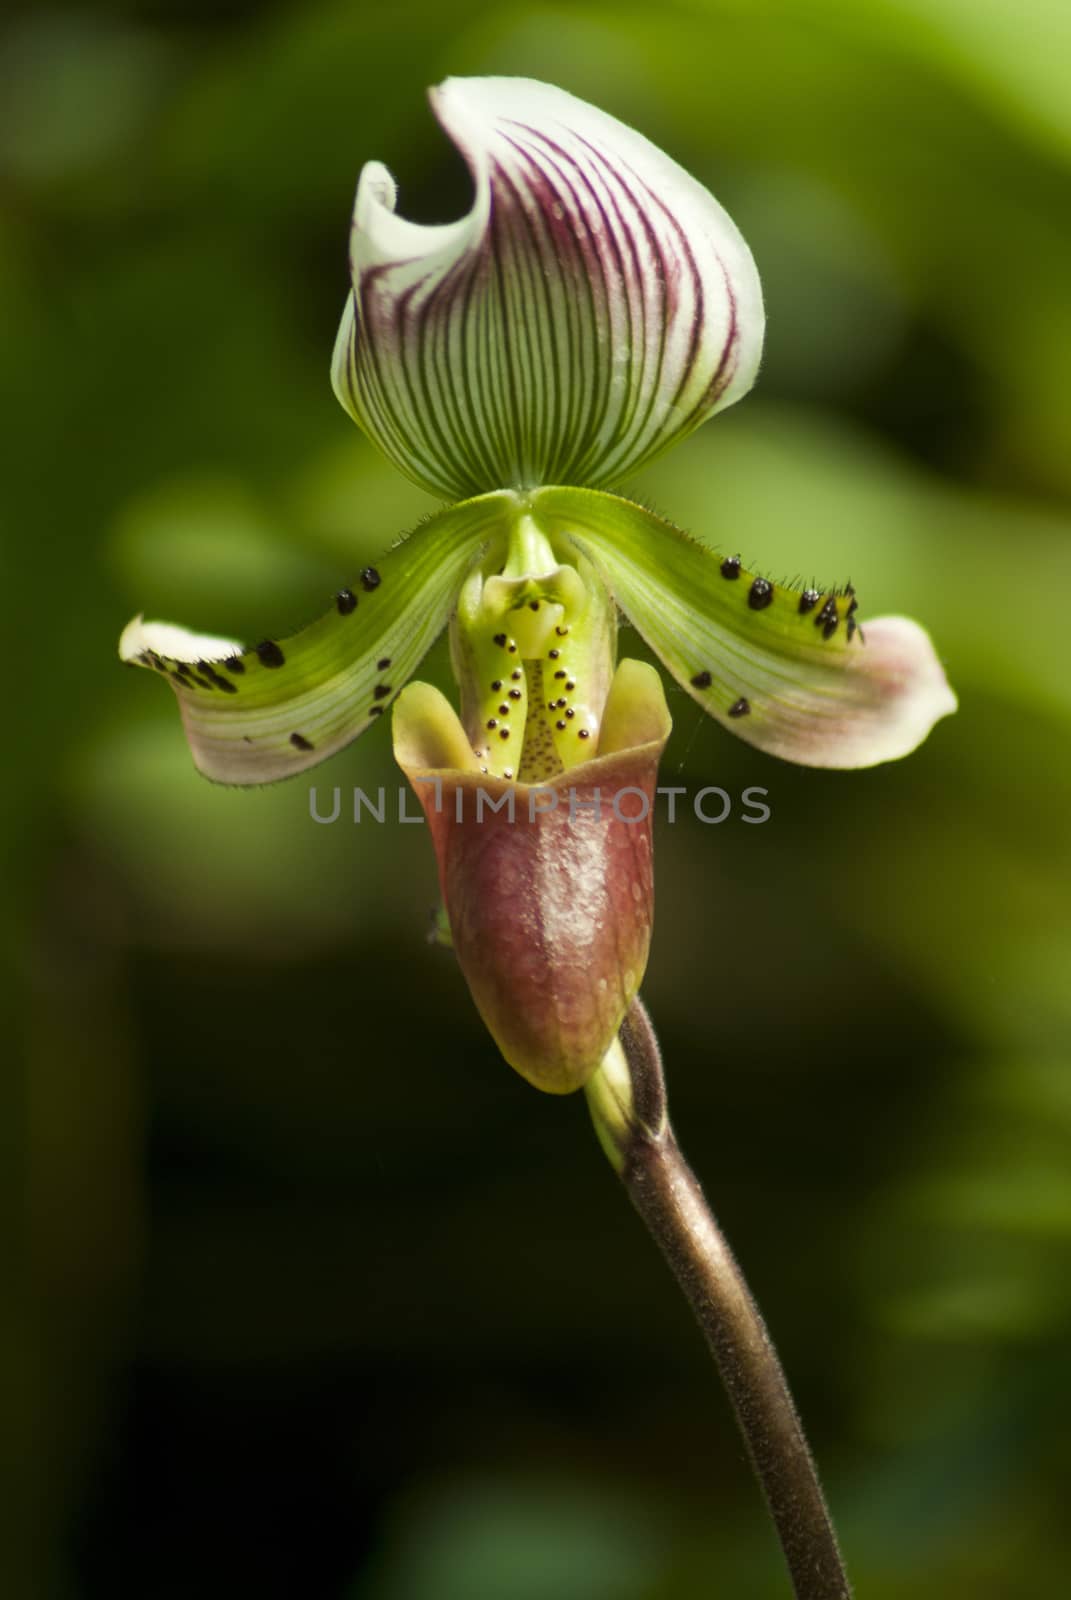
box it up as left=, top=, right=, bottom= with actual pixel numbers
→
left=587, top=999, right=851, bottom=1600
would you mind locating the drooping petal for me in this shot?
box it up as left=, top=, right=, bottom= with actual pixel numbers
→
left=332, top=76, right=764, bottom=500
left=394, top=662, right=671, bottom=1093
left=119, top=495, right=511, bottom=784
left=533, top=487, right=957, bottom=768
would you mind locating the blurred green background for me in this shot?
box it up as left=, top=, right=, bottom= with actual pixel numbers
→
left=8, top=1, right=1071, bottom=1595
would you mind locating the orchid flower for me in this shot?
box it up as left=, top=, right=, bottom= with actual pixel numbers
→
left=120, top=76, right=954, bottom=1597
left=121, top=76, right=954, bottom=1092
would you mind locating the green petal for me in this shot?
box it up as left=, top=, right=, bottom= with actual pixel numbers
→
left=533, top=487, right=956, bottom=769
left=119, top=495, right=510, bottom=784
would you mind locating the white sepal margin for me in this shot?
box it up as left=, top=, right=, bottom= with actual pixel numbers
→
left=119, top=617, right=242, bottom=664
left=332, top=76, right=764, bottom=499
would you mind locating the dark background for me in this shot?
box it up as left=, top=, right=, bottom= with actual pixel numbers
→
left=9, top=1, right=1071, bottom=1595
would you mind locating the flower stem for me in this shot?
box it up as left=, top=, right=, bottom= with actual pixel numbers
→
left=585, top=999, right=852, bottom=1600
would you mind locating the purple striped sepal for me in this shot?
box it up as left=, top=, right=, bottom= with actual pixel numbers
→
left=331, top=77, right=764, bottom=501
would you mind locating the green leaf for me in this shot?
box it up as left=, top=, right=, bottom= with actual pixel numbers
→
left=534, top=486, right=956, bottom=769
left=119, top=494, right=510, bottom=784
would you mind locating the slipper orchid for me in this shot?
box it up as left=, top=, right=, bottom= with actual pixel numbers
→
left=120, top=76, right=955, bottom=1090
